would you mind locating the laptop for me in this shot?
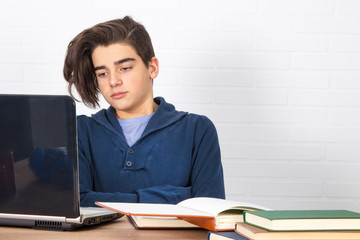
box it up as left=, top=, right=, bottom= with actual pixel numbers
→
left=0, top=94, right=122, bottom=230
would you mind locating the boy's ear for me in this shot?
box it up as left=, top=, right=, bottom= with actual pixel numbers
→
left=148, top=57, right=159, bottom=79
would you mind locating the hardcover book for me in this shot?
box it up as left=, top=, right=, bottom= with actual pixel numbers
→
left=243, top=209, right=360, bottom=231
left=235, top=222, right=360, bottom=240
left=127, top=215, right=199, bottom=229
left=208, top=230, right=249, bottom=240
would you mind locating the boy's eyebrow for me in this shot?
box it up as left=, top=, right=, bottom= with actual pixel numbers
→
left=114, top=58, right=136, bottom=65
left=94, top=58, right=136, bottom=71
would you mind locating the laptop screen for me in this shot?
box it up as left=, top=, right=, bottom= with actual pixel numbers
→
left=0, top=95, right=79, bottom=218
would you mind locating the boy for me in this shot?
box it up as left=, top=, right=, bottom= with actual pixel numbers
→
left=63, top=16, right=225, bottom=207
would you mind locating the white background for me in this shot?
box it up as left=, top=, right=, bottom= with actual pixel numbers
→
left=1, top=0, right=360, bottom=211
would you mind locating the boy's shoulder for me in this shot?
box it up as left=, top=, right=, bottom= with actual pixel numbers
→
left=76, top=108, right=108, bottom=126
left=184, top=112, right=216, bottom=129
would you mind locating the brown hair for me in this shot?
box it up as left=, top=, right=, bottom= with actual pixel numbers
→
left=63, top=16, right=155, bottom=108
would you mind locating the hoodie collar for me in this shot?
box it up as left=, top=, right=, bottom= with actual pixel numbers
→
left=91, top=97, right=188, bottom=141
left=142, top=97, right=188, bottom=137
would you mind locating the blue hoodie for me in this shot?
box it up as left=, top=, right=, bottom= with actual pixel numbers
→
left=77, top=97, right=225, bottom=207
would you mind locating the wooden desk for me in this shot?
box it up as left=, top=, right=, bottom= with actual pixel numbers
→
left=0, top=216, right=208, bottom=240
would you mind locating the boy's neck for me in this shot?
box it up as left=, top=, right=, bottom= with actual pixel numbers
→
left=116, top=100, right=158, bottom=120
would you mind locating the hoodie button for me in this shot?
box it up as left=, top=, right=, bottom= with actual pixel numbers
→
left=128, top=148, right=134, bottom=154
left=126, top=161, right=132, bottom=167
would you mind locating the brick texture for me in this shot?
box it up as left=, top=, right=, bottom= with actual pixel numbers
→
left=0, top=0, right=359, bottom=212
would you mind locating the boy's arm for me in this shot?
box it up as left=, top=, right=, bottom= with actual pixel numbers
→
left=190, top=116, right=226, bottom=199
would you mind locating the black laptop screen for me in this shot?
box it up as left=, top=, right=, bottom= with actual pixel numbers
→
left=0, top=95, right=79, bottom=218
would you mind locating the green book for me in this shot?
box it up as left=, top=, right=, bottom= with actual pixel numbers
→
left=243, top=210, right=360, bottom=231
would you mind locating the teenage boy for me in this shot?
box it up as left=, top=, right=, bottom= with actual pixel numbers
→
left=63, top=16, right=225, bottom=207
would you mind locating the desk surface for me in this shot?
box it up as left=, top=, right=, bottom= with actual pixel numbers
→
left=0, top=216, right=208, bottom=240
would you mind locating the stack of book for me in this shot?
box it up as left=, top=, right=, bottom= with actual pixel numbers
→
left=208, top=209, right=360, bottom=240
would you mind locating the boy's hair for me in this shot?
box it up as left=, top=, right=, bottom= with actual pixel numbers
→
left=63, top=16, right=155, bottom=108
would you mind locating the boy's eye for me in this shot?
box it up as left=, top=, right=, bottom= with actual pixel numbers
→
left=97, top=72, right=108, bottom=78
left=120, top=66, right=132, bottom=72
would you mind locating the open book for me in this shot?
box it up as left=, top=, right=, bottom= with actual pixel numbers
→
left=96, top=197, right=268, bottom=231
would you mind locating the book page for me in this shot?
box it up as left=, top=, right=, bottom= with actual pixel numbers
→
left=96, top=202, right=214, bottom=217
left=131, top=215, right=200, bottom=228
left=177, top=197, right=267, bottom=217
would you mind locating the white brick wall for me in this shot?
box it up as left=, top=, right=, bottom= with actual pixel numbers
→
left=1, top=0, right=360, bottom=212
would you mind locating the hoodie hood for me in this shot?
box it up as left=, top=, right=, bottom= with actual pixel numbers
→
left=90, top=97, right=188, bottom=145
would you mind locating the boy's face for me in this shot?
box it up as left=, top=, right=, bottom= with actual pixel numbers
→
left=92, top=43, right=159, bottom=119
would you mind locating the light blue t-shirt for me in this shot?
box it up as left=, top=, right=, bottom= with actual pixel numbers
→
left=118, top=113, right=154, bottom=146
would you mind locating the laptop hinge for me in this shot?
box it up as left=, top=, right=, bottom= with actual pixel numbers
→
left=65, top=216, right=83, bottom=224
